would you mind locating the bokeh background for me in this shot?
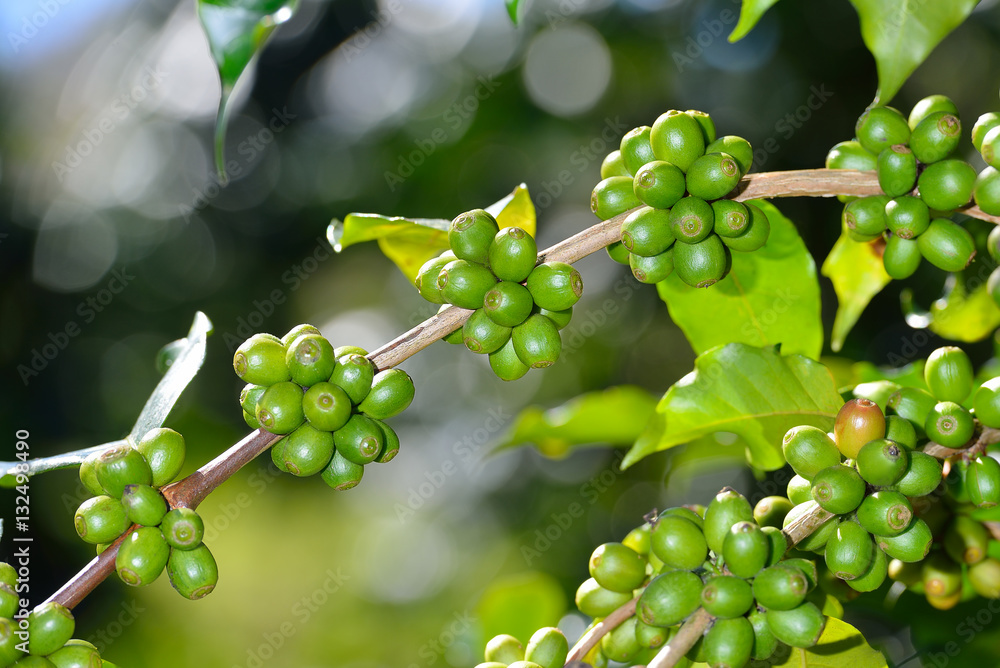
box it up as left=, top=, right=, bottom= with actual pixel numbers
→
left=3, top=0, right=1000, bottom=666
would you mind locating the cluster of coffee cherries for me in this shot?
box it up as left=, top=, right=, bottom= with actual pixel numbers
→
left=415, top=209, right=581, bottom=381
left=0, top=561, right=120, bottom=667
left=592, top=109, right=769, bottom=288
left=971, top=110, right=1000, bottom=216
left=235, top=325, right=413, bottom=491
left=73, top=428, right=216, bottom=600
left=826, top=95, right=979, bottom=279
left=475, top=628, right=568, bottom=668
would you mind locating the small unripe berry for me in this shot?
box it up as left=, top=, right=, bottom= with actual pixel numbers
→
left=167, top=543, right=218, bottom=600
left=575, top=578, right=632, bottom=618
left=925, top=346, right=974, bottom=403
left=95, top=445, right=153, bottom=499
left=674, top=234, right=729, bottom=288
left=116, top=526, right=170, bottom=586
left=637, top=570, right=703, bottom=627
left=489, top=227, right=537, bottom=283
left=629, top=248, right=674, bottom=284
left=924, top=401, right=974, bottom=448
left=600, top=149, right=630, bottom=179
left=705, top=135, right=753, bottom=175
left=857, top=490, right=913, bottom=536
left=256, top=381, right=305, bottom=435
left=619, top=126, right=656, bottom=175
left=74, top=496, right=129, bottom=545
left=437, top=259, right=497, bottom=309
left=589, top=542, right=647, bottom=593
left=526, top=262, right=583, bottom=311
left=650, top=110, right=705, bottom=172
left=878, top=145, right=917, bottom=197
left=720, top=203, right=769, bottom=252
left=824, top=520, right=874, bottom=581
left=161, top=507, right=205, bottom=550
left=918, top=159, right=976, bottom=211
left=591, top=176, right=641, bottom=220
left=233, top=334, right=289, bottom=386
left=633, top=160, right=686, bottom=209
left=782, top=425, right=841, bottom=479
left=874, top=518, right=933, bottom=562
left=27, top=603, right=75, bottom=656
left=765, top=602, right=826, bottom=649
left=330, top=354, right=376, bottom=406
left=359, top=369, right=415, bottom=420
left=449, top=209, right=499, bottom=265
left=621, top=206, right=674, bottom=257
left=321, top=451, right=365, bottom=491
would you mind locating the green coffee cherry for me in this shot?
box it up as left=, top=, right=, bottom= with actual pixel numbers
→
left=763, top=526, right=789, bottom=568
left=846, top=545, right=888, bottom=593
left=592, top=176, right=641, bottom=220
left=629, top=248, right=674, bottom=284
left=321, top=451, right=364, bottom=491
left=449, top=209, right=499, bottom=265
left=526, top=262, right=583, bottom=311
left=605, top=241, right=630, bottom=265
left=575, top=578, right=633, bottom=618
left=686, top=152, right=741, bottom=200
left=974, top=167, right=1000, bottom=216
left=703, top=488, right=754, bottom=555
left=0, top=618, right=24, bottom=666
left=667, top=196, right=714, bottom=244
left=622, top=523, right=651, bottom=556
left=834, top=397, right=886, bottom=459
left=826, top=140, right=878, bottom=171
left=167, top=543, right=218, bottom=600
left=686, top=109, right=717, bottom=144
left=511, top=314, right=562, bottom=369
left=233, top=334, right=290, bottom=386
left=244, top=410, right=261, bottom=430
left=650, top=110, right=705, bottom=172
left=600, top=150, right=630, bottom=179
left=276, top=424, right=335, bottom=476
left=285, top=334, right=336, bottom=387
left=27, top=603, right=75, bottom=656
left=843, top=195, right=889, bottom=237
left=240, top=383, right=267, bottom=417
left=621, top=206, right=674, bottom=257
left=256, top=381, right=305, bottom=435
left=887, top=387, right=936, bottom=437
left=856, top=438, right=908, bottom=486
left=749, top=608, right=779, bottom=661
left=0, top=563, right=17, bottom=590
left=885, top=196, right=929, bottom=239
left=700, top=575, right=754, bottom=618
left=524, top=627, right=567, bottom=668
left=824, top=520, right=874, bottom=580
left=925, top=401, right=974, bottom=447
left=782, top=558, right=818, bottom=591
left=782, top=501, right=837, bottom=552
left=723, top=521, right=770, bottom=578
left=883, top=234, right=922, bottom=279
left=674, top=234, right=729, bottom=288
left=704, top=617, right=753, bottom=668
left=893, top=451, right=943, bottom=497
left=711, top=200, right=749, bottom=238
left=856, top=106, right=911, bottom=155
left=660, top=505, right=705, bottom=527
left=0, top=583, right=16, bottom=618
left=330, top=354, right=375, bottom=406
left=489, top=337, right=529, bottom=381
left=121, top=484, right=167, bottom=527
left=506, top=663, right=542, bottom=668
left=857, top=490, right=913, bottom=536
left=908, top=95, right=958, bottom=129
left=47, top=641, right=102, bottom=668
left=875, top=518, right=932, bottom=562
left=752, top=564, right=809, bottom=610
left=975, top=377, right=1000, bottom=428
left=537, top=307, right=573, bottom=330
left=917, top=218, right=976, bottom=272
left=438, top=260, right=497, bottom=309
left=982, top=126, right=1000, bottom=169
left=620, top=126, right=656, bottom=175
left=918, top=159, right=976, bottom=211
left=637, top=570, right=703, bottom=627
left=753, top=496, right=794, bottom=528
left=925, top=346, right=974, bottom=403
left=95, top=445, right=152, bottom=499
left=782, top=426, right=841, bottom=480
left=787, top=474, right=812, bottom=505
left=600, top=616, right=640, bottom=663
left=635, top=619, right=670, bottom=650
left=358, top=369, right=414, bottom=419
left=650, top=515, right=707, bottom=570
left=281, top=324, right=322, bottom=347
left=115, top=525, right=169, bottom=586
left=334, top=414, right=384, bottom=465
left=973, top=113, right=1000, bottom=152
left=79, top=452, right=105, bottom=497
left=878, top=145, right=917, bottom=197
left=766, top=601, right=826, bottom=649
left=416, top=254, right=450, bottom=304
left=484, top=634, right=524, bottom=664
left=705, top=135, right=753, bottom=175
left=944, top=516, right=989, bottom=565
left=303, top=382, right=352, bottom=432
left=810, top=465, right=865, bottom=515
left=922, top=551, right=963, bottom=598
left=633, top=160, right=686, bottom=209
left=968, top=557, right=1000, bottom=598
left=910, top=112, right=961, bottom=164
left=160, top=507, right=204, bottom=550
left=721, top=203, right=770, bottom=252
left=589, top=542, right=646, bottom=593
left=74, top=496, right=129, bottom=544
left=372, top=420, right=400, bottom=464
left=967, top=455, right=1000, bottom=508
left=483, top=281, right=534, bottom=327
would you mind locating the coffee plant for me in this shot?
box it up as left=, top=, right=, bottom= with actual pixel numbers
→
left=8, top=1, right=1000, bottom=667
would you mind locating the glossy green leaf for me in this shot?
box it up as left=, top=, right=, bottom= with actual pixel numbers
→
left=769, top=617, right=888, bottom=667
left=624, top=343, right=843, bottom=471
left=926, top=278, right=1000, bottom=343
left=729, top=0, right=783, bottom=42
left=0, top=312, right=212, bottom=484
left=494, top=386, right=659, bottom=458
left=328, top=183, right=537, bottom=284
left=197, top=0, right=299, bottom=179
left=476, top=571, right=565, bottom=647
left=658, top=201, right=822, bottom=360
left=848, top=0, right=979, bottom=105
left=821, top=232, right=891, bottom=353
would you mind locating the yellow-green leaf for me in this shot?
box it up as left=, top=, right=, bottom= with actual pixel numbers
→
left=821, top=231, right=891, bottom=352
left=769, top=617, right=888, bottom=667
left=729, top=0, right=783, bottom=42
left=927, top=278, right=1000, bottom=343
left=328, top=184, right=536, bottom=284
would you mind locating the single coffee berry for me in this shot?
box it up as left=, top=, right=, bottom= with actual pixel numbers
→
left=167, top=543, right=219, bottom=600
left=917, top=218, right=976, bottom=272
left=752, top=564, right=809, bottom=611
left=810, top=465, right=865, bottom=515
left=591, top=176, right=642, bottom=220
left=884, top=196, right=929, bottom=239
left=877, top=145, right=917, bottom=197
left=650, top=514, right=708, bottom=571
left=575, top=578, right=633, bottom=618
left=276, top=424, right=335, bottom=477
left=462, top=308, right=512, bottom=354
left=233, top=334, right=290, bottom=386
left=330, top=354, right=376, bottom=406
left=721, top=203, right=770, bottom=252
left=910, top=112, right=961, bottom=164
left=449, top=209, right=499, bottom=265
left=704, top=617, right=754, bottom=668
left=765, top=602, right=826, bottom=649
left=483, top=281, right=534, bottom=327
left=302, top=382, right=352, bottom=432
left=673, top=234, right=729, bottom=288
left=856, top=106, right=911, bottom=155
left=121, top=484, right=168, bottom=527
left=74, top=495, right=129, bottom=545
left=924, top=346, right=974, bottom=404
left=358, top=368, right=415, bottom=419
left=722, top=521, right=770, bottom=578
left=685, top=152, right=741, bottom=200
left=686, top=109, right=717, bottom=144
left=588, top=542, right=647, bottom=593
left=95, top=445, right=153, bottom=499
left=834, top=397, right=886, bottom=459
left=782, top=426, right=841, bottom=479
left=650, top=110, right=705, bottom=172
left=893, top=451, right=943, bottom=497
left=525, top=628, right=568, bottom=668
left=489, top=337, right=530, bottom=382
left=619, top=126, right=656, bottom=175
left=826, top=140, right=878, bottom=172
left=705, top=135, right=753, bottom=175
left=875, top=518, right=933, bottom=562
left=883, top=234, right=922, bottom=279
left=600, top=149, right=630, bottom=179
left=621, top=206, right=674, bottom=257
left=924, top=401, right=974, bottom=448
left=116, top=526, right=170, bottom=586
left=437, top=259, right=497, bottom=309
left=27, top=603, right=75, bottom=657
left=415, top=254, right=451, bottom=304
left=908, top=94, right=959, bottom=129
left=711, top=200, right=749, bottom=238
left=633, top=160, right=686, bottom=209
left=917, top=159, right=976, bottom=211
left=526, top=262, right=583, bottom=312
left=373, top=420, right=400, bottom=463
left=511, top=314, right=562, bottom=369
left=489, top=227, right=537, bottom=283
left=256, top=381, right=305, bottom=435
left=321, top=451, right=365, bottom=491
left=160, top=507, right=204, bottom=550
left=334, top=414, right=385, bottom=465
left=285, top=334, right=337, bottom=387
left=700, top=575, right=754, bottom=619
left=636, top=570, right=703, bottom=627
left=703, top=488, right=754, bottom=555
left=843, top=195, right=890, bottom=237
left=629, top=248, right=675, bottom=284
left=857, top=490, right=913, bottom=536
left=668, top=196, right=714, bottom=244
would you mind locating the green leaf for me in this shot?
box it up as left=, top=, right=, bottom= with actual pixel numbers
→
left=848, top=0, right=979, bottom=105
left=328, top=184, right=537, bottom=284
left=476, top=571, right=565, bottom=647
left=770, top=617, right=888, bottom=667
left=926, top=278, right=1000, bottom=343
left=505, top=0, right=524, bottom=24
left=729, top=0, right=782, bottom=42
left=658, top=201, right=822, bottom=360
left=493, top=386, right=659, bottom=458
left=197, top=0, right=299, bottom=180
left=821, top=232, right=891, bottom=353
left=624, top=344, right=843, bottom=471
left=0, top=312, right=213, bottom=484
